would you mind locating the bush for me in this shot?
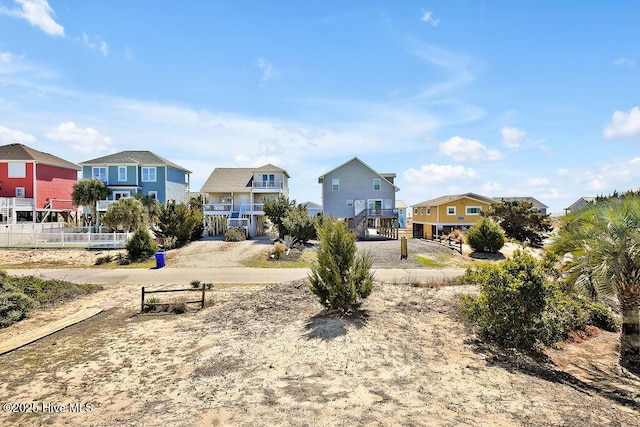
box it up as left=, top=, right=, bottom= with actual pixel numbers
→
left=271, top=242, right=286, bottom=259
left=190, top=280, right=202, bottom=289
left=282, top=207, right=317, bottom=243
left=466, top=218, right=505, bottom=253
left=309, top=218, right=374, bottom=314
left=461, top=250, right=620, bottom=350
left=0, top=285, right=36, bottom=327
left=95, top=254, right=113, bottom=265
left=224, top=227, right=246, bottom=242
left=461, top=250, right=549, bottom=349
left=126, top=229, right=159, bottom=262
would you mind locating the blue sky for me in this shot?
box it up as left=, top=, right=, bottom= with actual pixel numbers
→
left=1, top=1, right=639, bottom=214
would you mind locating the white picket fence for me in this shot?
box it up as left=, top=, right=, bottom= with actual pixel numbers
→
left=0, top=231, right=130, bottom=249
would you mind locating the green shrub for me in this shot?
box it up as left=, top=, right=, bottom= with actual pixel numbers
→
left=466, top=218, right=505, bottom=253
left=309, top=218, right=374, bottom=314
left=190, top=280, right=202, bottom=289
left=126, top=229, right=158, bottom=261
left=282, top=207, right=317, bottom=243
left=95, top=254, right=113, bottom=265
left=0, top=285, right=36, bottom=327
left=224, top=227, right=247, bottom=242
left=584, top=300, right=620, bottom=332
left=461, top=250, right=549, bottom=349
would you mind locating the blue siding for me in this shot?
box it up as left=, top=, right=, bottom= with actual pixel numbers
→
left=167, top=166, right=187, bottom=184
left=139, top=166, right=166, bottom=202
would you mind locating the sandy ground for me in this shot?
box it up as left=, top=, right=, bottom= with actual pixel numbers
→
left=1, top=238, right=638, bottom=426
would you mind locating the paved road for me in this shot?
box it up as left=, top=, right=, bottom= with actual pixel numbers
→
left=5, top=267, right=465, bottom=286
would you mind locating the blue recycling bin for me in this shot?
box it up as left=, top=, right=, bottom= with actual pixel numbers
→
left=155, top=252, right=166, bottom=268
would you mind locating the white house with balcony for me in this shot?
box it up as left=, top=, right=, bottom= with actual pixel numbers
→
left=200, top=164, right=290, bottom=238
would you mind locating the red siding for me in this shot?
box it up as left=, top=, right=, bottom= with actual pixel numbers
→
left=35, top=164, right=78, bottom=209
left=0, top=162, right=34, bottom=198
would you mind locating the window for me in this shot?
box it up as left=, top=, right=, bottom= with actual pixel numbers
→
left=118, top=166, right=127, bottom=182
left=148, top=191, right=157, bottom=200
left=8, top=162, right=26, bottom=178
left=332, top=178, right=340, bottom=191
left=447, top=206, right=456, bottom=215
left=113, top=191, right=130, bottom=200
left=426, top=208, right=431, bottom=215
left=346, top=199, right=354, bottom=207
left=92, top=167, right=107, bottom=182
left=420, top=208, right=424, bottom=215
left=373, top=178, right=381, bottom=191
left=142, top=167, right=156, bottom=182
left=466, top=206, right=482, bottom=215
left=15, top=187, right=25, bottom=197
left=414, top=208, right=418, bottom=215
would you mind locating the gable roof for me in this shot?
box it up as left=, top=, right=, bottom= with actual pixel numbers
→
left=493, top=196, right=548, bottom=209
left=412, top=193, right=496, bottom=207
left=317, top=157, right=400, bottom=191
left=0, top=143, right=81, bottom=170
left=565, top=197, right=595, bottom=212
left=200, top=164, right=290, bottom=193
left=80, top=150, right=191, bottom=173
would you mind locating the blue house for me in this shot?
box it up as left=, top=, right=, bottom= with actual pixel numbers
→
left=79, top=150, right=191, bottom=213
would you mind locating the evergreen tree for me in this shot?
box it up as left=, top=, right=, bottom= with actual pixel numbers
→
left=309, top=218, right=373, bottom=314
left=484, top=200, right=552, bottom=247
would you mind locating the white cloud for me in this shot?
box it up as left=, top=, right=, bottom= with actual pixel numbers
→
left=438, top=136, right=504, bottom=162
left=257, top=58, right=279, bottom=83
left=45, top=122, right=113, bottom=154
left=604, top=107, right=640, bottom=139
left=555, top=168, right=569, bottom=177
left=403, top=164, right=478, bottom=185
left=0, top=126, right=37, bottom=144
left=525, top=177, right=550, bottom=187
left=124, top=46, right=133, bottom=60
left=0, top=0, right=64, bottom=37
left=0, top=52, right=14, bottom=63
left=421, top=11, right=439, bottom=26
left=614, top=57, right=635, bottom=67
left=501, top=126, right=526, bottom=148
left=80, top=32, right=109, bottom=57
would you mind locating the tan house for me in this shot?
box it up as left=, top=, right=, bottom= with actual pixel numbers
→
left=411, top=193, right=496, bottom=239
left=200, top=164, right=289, bottom=237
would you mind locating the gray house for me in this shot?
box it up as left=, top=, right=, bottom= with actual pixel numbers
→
left=564, top=197, right=595, bottom=214
left=318, top=157, right=399, bottom=239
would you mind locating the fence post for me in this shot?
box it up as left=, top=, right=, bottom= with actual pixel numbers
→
left=88, top=231, right=91, bottom=249
left=141, top=287, right=145, bottom=313
left=34, top=228, right=37, bottom=248
left=201, top=285, right=206, bottom=309
left=61, top=229, right=64, bottom=248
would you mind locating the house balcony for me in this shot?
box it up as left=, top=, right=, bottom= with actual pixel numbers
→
left=97, top=200, right=117, bottom=212
left=363, top=208, right=398, bottom=218
left=0, top=197, right=35, bottom=211
left=240, top=203, right=264, bottom=215
left=252, top=180, right=286, bottom=192
left=204, top=203, right=233, bottom=215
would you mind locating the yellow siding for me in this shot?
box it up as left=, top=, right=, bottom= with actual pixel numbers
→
left=411, top=196, right=495, bottom=239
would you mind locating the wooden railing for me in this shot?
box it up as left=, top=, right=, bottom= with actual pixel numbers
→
left=141, top=285, right=207, bottom=312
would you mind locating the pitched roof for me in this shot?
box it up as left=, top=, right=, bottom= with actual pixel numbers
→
left=412, top=193, right=496, bottom=207
left=0, top=143, right=81, bottom=170
left=80, top=150, right=191, bottom=173
left=565, top=197, right=595, bottom=212
left=199, top=164, right=290, bottom=193
left=317, top=157, right=400, bottom=191
left=493, top=196, right=549, bottom=209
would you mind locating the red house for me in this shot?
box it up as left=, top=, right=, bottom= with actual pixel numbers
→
left=0, top=143, right=81, bottom=223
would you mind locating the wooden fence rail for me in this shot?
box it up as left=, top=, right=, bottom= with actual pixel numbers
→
left=141, top=285, right=206, bottom=313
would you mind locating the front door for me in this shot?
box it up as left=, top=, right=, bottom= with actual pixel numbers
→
left=413, top=223, right=424, bottom=238
left=368, top=199, right=382, bottom=215
left=354, top=200, right=365, bottom=216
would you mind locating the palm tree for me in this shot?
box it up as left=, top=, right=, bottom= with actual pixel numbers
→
left=552, top=194, right=640, bottom=371
left=71, top=179, right=110, bottom=228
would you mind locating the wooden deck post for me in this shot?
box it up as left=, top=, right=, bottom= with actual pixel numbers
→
left=141, top=286, right=145, bottom=313
left=201, top=285, right=205, bottom=309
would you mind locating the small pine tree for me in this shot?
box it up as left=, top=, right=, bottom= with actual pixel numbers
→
left=309, top=218, right=374, bottom=314
left=466, top=218, right=505, bottom=253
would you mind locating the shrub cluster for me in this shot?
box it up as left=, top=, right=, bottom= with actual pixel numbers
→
left=461, top=250, right=619, bottom=351
left=0, top=270, right=99, bottom=328
left=224, top=227, right=247, bottom=242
